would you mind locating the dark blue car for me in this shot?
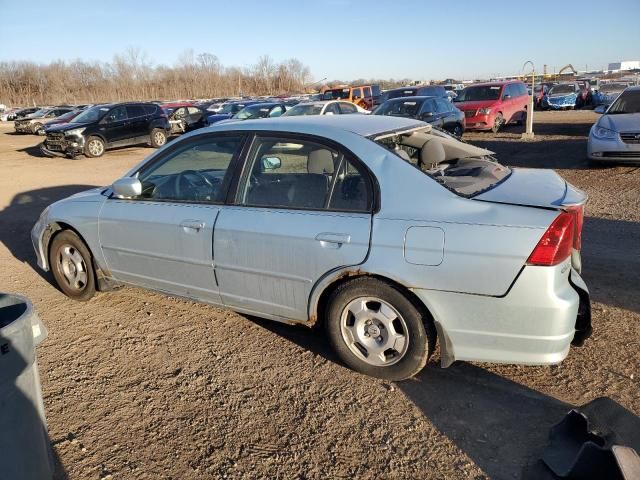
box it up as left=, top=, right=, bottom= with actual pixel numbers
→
left=206, top=100, right=265, bottom=125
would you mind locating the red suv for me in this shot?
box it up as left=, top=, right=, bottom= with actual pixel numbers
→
left=454, top=81, right=529, bottom=133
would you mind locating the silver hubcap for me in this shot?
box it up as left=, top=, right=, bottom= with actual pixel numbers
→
left=154, top=131, right=166, bottom=145
left=340, top=297, right=409, bottom=366
left=88, top=139, right=103, bottom=156
left=58, top=244, right=88, bottom=291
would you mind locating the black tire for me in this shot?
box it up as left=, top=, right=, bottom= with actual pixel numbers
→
left=452, top=124, right=463, bottom=137
left=325, top=277, right=436, bottom=381
left=49, top=230, right=96, bottom=301
left=491, top=113, right=504, bottom=133
left=84, top=136, right=105, bottom=158
left=150, top=128, right=167, bottom=148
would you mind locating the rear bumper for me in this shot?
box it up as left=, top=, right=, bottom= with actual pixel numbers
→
left=412, top=261, right=591, bottom=366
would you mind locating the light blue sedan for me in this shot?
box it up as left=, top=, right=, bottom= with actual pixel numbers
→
left=32, top=115, right=591, bottom=380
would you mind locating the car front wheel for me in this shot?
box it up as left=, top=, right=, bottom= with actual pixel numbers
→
left=325, top=277, right=435, bottom=380
left=49, top=230, right=96, bottom=301
left=85, top=136, right=105, bottom=157
left=491, top=113, right=504, bottom=133
left=150, top=128, right=167, bottom=148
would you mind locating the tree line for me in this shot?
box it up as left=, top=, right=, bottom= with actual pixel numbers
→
left=0, top=48, right=423, bottom=106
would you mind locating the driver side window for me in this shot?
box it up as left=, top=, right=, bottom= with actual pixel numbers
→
left=136, top=135, right=243, bottom=203
left=105, top=106, right=127, bottom=123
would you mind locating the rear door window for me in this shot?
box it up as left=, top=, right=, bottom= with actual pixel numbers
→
left=105, top=106, right=128, bottom=123
left=352, top=88, right=362, bottom=100
left=363, top=87, right=372, bottom=98
left=126, top=105, right=146, bottom=118
left=338, top=102, right=358, bottom=114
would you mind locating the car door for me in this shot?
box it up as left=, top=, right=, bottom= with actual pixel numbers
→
left=419, top=98, right=440, bottom=125
left=187, top=106, right=205, bottom=129
left=98, top=133, right=246, bottom=302
left=436, top=98, right=455, bottom=130
left=214, top=134, right=374, bottom=321
left=502, top=85, right=517, bottom=122
left=101, top=106, right=129, bottom=145
left=125, top=104, right=148, bottom=142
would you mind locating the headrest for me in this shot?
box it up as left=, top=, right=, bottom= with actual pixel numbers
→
left=420, top=138, right=446, bottom=168
left=308, top=149, right=334, bottom=174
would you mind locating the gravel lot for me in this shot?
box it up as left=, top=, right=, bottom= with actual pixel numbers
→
left=0, top=110, right=638, bottom=480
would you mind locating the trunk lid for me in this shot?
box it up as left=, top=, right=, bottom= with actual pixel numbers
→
left=474, top=167, right=586, bottom=208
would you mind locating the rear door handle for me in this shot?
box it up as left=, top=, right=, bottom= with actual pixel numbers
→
left=316, top=233, right=351, bottom=248
left=180, top=220, right=205, bottom=232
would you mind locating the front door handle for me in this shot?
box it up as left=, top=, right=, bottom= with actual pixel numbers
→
left=180, top=220, right=205, bottom=232
left=316, top=233, right=351, bottom=248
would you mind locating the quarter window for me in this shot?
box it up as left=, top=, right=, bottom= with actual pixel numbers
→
left=136, top=135, right=243, bottom=202
left=338, top=102, right=358, bottom=114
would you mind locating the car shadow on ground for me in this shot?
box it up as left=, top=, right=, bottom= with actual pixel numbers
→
left=248, top=315, right=570, bottom=479
left=0, top=185, right=98, bottom=281
left=582, top=216, right=640, bottom=314
left=17, top=143, right=47, bottom=157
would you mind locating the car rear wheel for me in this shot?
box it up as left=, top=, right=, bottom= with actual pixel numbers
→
left=150, top=128, right=167, bottom=148
left=325, top=277, right=435, bottom=380
left=491, top=113, right=504, bottom=133
left=49, top=230, right=96, bottom=301
left=452, top=124, right=463, bottom=137
left=85, top=136, right=105, bottom=157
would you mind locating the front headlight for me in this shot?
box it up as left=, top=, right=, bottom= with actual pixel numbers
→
left=593, top=126, right=618, bottom=140
left=65, top=127, right=85, bottom=137
left=478, top=107, right=492, bottom=115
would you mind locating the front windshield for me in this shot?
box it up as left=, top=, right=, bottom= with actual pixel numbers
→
left=234, top=105, right=270, bottom=120
left=322, top=89, right=350, bottom=100
left=607, top=90, right=640, bottom=114
left=283, top=104, right=324, bottom=116
left=600, top=83, right=627, bottom=94
left=218, top=103, right=246, bottom=114
left=549, top=84, right=576, bottom=95
left=55, top=111, right=78, bottom=121
left=71, top=105, right=109, bottom=123
left=376, top=99, right=423, bottom=117
left=456, top=85, right=502, bottom=102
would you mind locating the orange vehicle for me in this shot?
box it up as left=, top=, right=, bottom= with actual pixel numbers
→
left=321, top=84, right=380, bottom=110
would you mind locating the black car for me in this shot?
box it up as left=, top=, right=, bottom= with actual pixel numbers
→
left=8, top=107, right=40, bottom=121
left=378, top=85, right=449, bottom=105
left=41, top=102, right=171, bottom=158
left=373, top=96, right=465, bottom=136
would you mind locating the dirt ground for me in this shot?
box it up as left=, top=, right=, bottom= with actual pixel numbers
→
left=0, top=110, right=638, bottom=480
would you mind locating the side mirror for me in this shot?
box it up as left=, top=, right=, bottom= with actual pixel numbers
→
left=261, top=156, right=281, bottom=170
left=112, top=177, right=142, bottom=198
left=503, top=94, right=512, bottom=100
left=325, top=111, right=334, bottom=116
left=421, top=112, right=434, bottom=119
left=594, top=105, right=607, bottom=114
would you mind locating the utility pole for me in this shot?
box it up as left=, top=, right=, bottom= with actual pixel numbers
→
left=521, top=61, right=535, bottom=141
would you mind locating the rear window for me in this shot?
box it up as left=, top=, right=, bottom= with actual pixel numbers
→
left=373, top=127, right=510, bottom=197
left=127, top=105, right=146, bottom=118
left=144, top=104, right=159, bottom=115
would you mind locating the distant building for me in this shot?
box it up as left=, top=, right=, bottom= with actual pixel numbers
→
left=607, top=60, right=640, bottom=72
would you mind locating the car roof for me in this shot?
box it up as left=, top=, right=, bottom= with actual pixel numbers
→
left=295, top=100, right=344, bottom=105
left=242, top=102, right=282, bottom=108
left=466, top=81, right=521, bottom=87
left=210, top=114, right=424, bottom=137
left=386, top=96, right=436, bottom=102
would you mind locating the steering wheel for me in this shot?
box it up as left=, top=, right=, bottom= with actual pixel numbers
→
left=175, top=170, right=214, bottom=199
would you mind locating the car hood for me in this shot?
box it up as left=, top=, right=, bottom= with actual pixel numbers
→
left=474, top=167, right=586, bottom=208
left=45, top=122, right=92, bottom=133
left=598, top=113, right=640, bottom=132
left=453, top=100, right=498, bottom=111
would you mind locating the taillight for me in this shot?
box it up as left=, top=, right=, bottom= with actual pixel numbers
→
left=565, top=205, right=584, bottom=250
left=527, top=212, right=574, bottom=266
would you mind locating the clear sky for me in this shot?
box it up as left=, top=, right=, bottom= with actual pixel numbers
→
left=1, top=0, right=639, bottom=80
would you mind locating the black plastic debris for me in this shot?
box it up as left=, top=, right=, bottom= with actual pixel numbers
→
left=537, top=397, right=640, bottom=480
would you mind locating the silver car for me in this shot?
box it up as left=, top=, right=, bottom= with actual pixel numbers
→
left=32, top=115, right=591, bottom=380
left=588, top=86, right=640, bottom=163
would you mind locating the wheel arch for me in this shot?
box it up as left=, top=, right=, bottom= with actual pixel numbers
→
left=309, top=269, right=437, bottom=347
